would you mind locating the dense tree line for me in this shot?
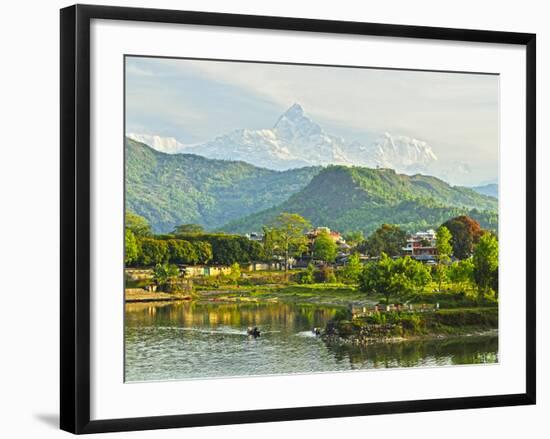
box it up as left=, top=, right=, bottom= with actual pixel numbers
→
left=126, top=232, right=266, bottom=267
left=126, top=236, right=214, bottom=267
left=183, top=233, right=264, bottom=265
left=125, top=212, right=265, bottom=266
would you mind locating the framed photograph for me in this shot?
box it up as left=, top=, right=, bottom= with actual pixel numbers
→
left=60, top=4, right=536, bottom=434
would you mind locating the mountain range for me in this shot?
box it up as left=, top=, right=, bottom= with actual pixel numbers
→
left=128, top=103, right=439, bottom=175
left=471, top=183, right=498, bottom=198
left=126, top=137, right=497, bottom=235
left=125, top=137, right=318, bottom=233
left=222, top=166, right=498, bottom=234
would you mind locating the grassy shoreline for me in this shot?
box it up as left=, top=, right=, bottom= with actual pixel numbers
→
left=195, top=283, right=368, bottom=307
left=125, top=289, right=193, bottom=302
left=126, top=279, right=496, bottom=309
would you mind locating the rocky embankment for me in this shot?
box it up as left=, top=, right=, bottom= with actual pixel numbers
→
left=323, top=308, right=498, bottom=345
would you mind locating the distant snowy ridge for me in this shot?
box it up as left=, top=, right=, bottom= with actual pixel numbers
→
left=128, top=103, right=439, bottom=173
left=369, top=132, right=437, bottom=171
left=126, top=133, right=187, bottom=154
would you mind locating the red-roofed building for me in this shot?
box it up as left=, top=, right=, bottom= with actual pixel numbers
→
left=402, top=229, right=438, bottom=261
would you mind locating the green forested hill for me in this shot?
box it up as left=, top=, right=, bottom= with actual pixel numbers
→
left=222, top=166, right=498, bottom=234
left=126, top=138, right=497, bottom=235
left=125, top=137, right=320, bottom=232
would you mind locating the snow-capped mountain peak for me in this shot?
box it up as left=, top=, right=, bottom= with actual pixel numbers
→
left=130, top=103, right=439, bottom=173
left=276, top=102, right=305, bottom=122
left=273, top=103, right=323, bottom=142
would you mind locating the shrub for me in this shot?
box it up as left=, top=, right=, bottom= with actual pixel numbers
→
left=315, top=265, right=337, bottom=283
left=296, top=263, right=315, bottom=284
left=332, top=308, right=351, bottom=322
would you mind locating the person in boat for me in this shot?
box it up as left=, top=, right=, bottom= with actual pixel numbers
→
left=247, top=326, right=261, bottom=337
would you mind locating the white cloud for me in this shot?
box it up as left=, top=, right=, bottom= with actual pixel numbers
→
left=125, top=57, right=499, bottom=185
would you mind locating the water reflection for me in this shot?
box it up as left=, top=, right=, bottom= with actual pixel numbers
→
left=325, top=335, right=498, bottom=369
left=125, top=301, right=338, bottom=332
left=125, top=302, right=498, bottom=382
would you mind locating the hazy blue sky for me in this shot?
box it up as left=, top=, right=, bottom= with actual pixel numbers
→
left=125, top=56, right=499, bottom=185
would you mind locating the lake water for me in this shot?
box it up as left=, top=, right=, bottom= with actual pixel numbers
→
left=125, top=301, right=498, bottom=382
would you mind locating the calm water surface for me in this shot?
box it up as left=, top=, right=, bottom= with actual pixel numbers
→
left=125, top=301, right=498, bottom=382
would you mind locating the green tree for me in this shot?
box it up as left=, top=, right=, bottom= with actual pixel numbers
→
left=262, top=226, right=277, bottom=260
left=313, top=230, right=337, bottom=263
left=448, top=258, right=474, bottom=293
left=125, top=211, right=151, bottom=237
left=153, top=263, right=180, bottom=292
left=125, top=229, right=139, bottom=265
left=436, top=226, right=453, bottom=261
left=269, top=213, right=311, bottom=271
left=473, top=233, right=499, bottom=300
left=172, top=224, right=205, bottom=235
left=343, top=231, right=364, bottom=249
left=435, top=226, right=452, bottom=291
left=228, top=262, right=241, bottom=285
left=360, top=254, right=432, bottom=305
left=139, top=238, right=169, bottom=266
left=396, top=256, right=431, bottom=295
left=442, top=215, right=484, bottom=259
left=359, top=253, right=397, bottom=304
left=341, top=253, right=362, bottom=284
left=431, top=264, right=448, bottom=293
left=361, top=224, right=407, bottom=257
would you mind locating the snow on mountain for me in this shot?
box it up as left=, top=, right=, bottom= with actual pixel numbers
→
left=130, top=104, right=439, bottom=173
left=126, top=133, right=186, bottom=154
left=272, top=104, right=353, bottom=165
left=182, top=103, right=353, bottom=170
left=360, top=132, right=438, bottom=173
left=183, top=127, right=311, bottom=170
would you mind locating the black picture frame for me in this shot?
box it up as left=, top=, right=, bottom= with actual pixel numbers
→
left=60, top=4, right=536, bottom=434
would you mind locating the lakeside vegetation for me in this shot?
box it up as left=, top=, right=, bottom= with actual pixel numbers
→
left=125, top=209, right=498, bottom=342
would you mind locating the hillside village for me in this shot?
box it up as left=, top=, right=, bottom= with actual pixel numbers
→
left=244, top=226, right=439, bottom=270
